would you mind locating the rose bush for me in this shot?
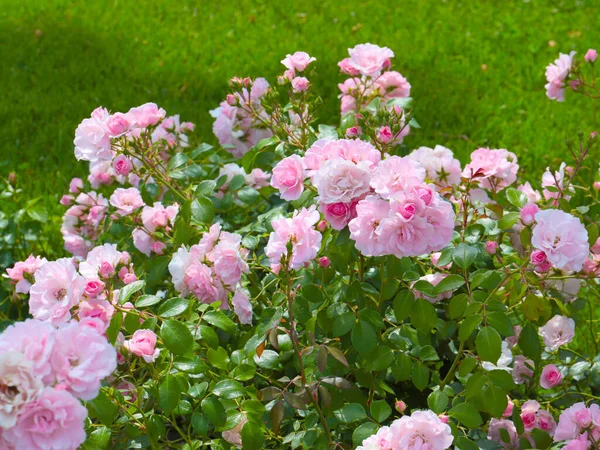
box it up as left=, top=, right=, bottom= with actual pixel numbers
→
left=1, top=43, right=600, bottom=449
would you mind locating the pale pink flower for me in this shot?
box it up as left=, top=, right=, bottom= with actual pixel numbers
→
left=304, top=139, right=380, bottom=175
left=592, top=238, right=600, bottom=254
left=512, top=355, right=534, bottom=384
left=408, top=146, right=462, bottom=187
left=504, top=398, right=514, bottom=418
left=388, top=409, right=454, bottom=450
left=209, top=233, right=249, bottom=287
left=520, top=203, right=540, bottom=225
left=377, top=126, right=394, bottom=144
left=348, top=196, right=390, bottom=256
left=518, top=182, right=542, bottom=203
left=29, top=258, right=85, bottom=326
left=106, top=112, right=133, bottom=137
left=109, top=187, right=144, bottom=216
left=540, top=315, right=575, bottom=350
left=542, top=163, right=573, bottom=202
left=319, top=200, right=358, bottom=230
left=113, top=154, right=133, bottom=176
left=132, top=228, right=155, bottom=256
left=127, top=102, right=166, bottom=127
left=531, top=209, right=588, bottom=272
left=370, top=156, right=426, bottom=199
left=313, top=158, right=371, bottom=203
left=413, top=273, right=452, bottom=303
left=50, top=320, right=117, bottom=400
left=545, top=52, right=575, bottom=101
left=488, top=418, right=519, bottom=449
left=318, top=257, right=331, bottom=268
left=124, top=330, right=160, bottom=363
left=563, top=433, right=590, bottom=450
left=521, top=400, right=541, bottom=430
left=540, top=364, right=563, bottom=389
left=585, top=49, right=598, bottom=63
left=358, top=426, right=393, bottom=450
left=245, top=168, right=271, bottom=189
left=375, top=70, right=411, bottom=99
left=232, top=289, right=253, bottom=325
left=281, top=51, right=316, bottom=72
left=77, top=298, right=114, bottom=331
left=462, top=148, right=519, bottom=191
left=141, top=202, right=178, bottom=233
left=222, top=415, right=248, bottom=447
left=5, top=255, right=47, bottom=294
left=555, top=402, right=600, bottom=441
left=265, top=206, right=322, bottom=271
left=346, top=43, right=394, bottom=77
left=74, top=107, right=112, bottom=162
left=0, top=352, right=43, bottom=428
left=79, top=243, right=123, bottom=280
left=537, top=409, right=557, bottom=435
left=69, top=178, right=84, bottom=194
left=291, top=76, right=310, bottom=92
left=338, top=58, right=360, bottom=76
left=486, top=241, right=499, bottom=254
left=271, top=155, right=306, bottom=201
left=3, top=387, right=87, bottom=450
left=197, top=223, right=223, bottom=256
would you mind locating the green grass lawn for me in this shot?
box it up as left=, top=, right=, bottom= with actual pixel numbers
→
left=2, top=0, right=599, bottom=199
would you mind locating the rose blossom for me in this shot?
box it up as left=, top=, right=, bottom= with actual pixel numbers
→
left=408, top=145, right=462, bottom=188
left=127, top=102, right=166, bottom=127
left=531, top=209, right=589, bottom=272
left=520, top=203, right=540, bottom=225
left=388, top=409, right=454, bottom=450
left=271, top=155, right=306, bottom=201
left=50, top=321, right=117, bottom=400
left=124, top=330, right=160, bottom=363
left=319, top=201, right=357, bottom=230
left=5, top=254, right=47, bottom=294
left=563, top=433, right=590, bottom=450
left=29, top=258, right=85, bottom=326
left=518, top=181, right=542, bottom=203
left=73, top=107, right=112, bottom=162
left=77, top=298, right=114, bottom=331
left=0, top=352, right=43, bottom=428
left=291, top=76, right=309, bottom=92
left=486, top=241, right=499, bottom=254
left=585, top=49, right=598, bottom=63
left=222, top=415, right=248, bottom=447
left=345, top=43, right=394, bottom=77
left=462, top=148, right=519, bottom=191
left=2, top=387, right=87, bottom=450
left=79, top=243, right=123, bottom=280
left=488, top=418, right=519, bottom=448
left=357, top=426, right=393, bottom=450
left=545, top=52, right=575, bottom=101
left=374, top=70, right=411, bottom=99
left=109, top=187, right=145, bottom=216
left=540, top=364, right=563, bottom=389
left=348, top=196, right=390, bottom=257
left=281, top=51, right=316, bottom=72
left=209, top=233, right=249, bottom=287
left=313, top=158, right=371, bottom=204
left=513, top=355, right=534, bottom=384
left=113, top=154, right=133, bottom=176
left=106, top=112, right=133, bottom=136
left=554, top=402, right=600, bottom=441
left=370, top=156, right=426, bottom=199
left=377, top=126, right=394, bottom=144
left=232, top=289, right=253, bottom=325
left=539, top=315, right=575, bottom=350
left=542, top=163, right=573, bottom=202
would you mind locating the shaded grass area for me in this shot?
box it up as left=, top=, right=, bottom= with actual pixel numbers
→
left=1, top=0, right=599, bottom=198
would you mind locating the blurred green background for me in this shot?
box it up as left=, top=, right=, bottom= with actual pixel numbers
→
left=1, top=0, right=599, bottom=196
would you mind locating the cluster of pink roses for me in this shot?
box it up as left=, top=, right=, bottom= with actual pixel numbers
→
left=554, top=402, right=600, bottom=448
left=545, top=48, right=597, bottom=101
left=61, top=189, right=109, bottom=257
left=169, top=224, right=252, bottom=324
left=357, top=409, right=453, bottom=450
left=210, top=77, right=273, bottom=158
left=0, top=319, right=116, bottom=450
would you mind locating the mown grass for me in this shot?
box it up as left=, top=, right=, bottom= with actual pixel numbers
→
left=1, top=0, right=599, bottom=200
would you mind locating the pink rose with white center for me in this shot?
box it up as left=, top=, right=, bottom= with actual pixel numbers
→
left=50, top=320, right=117, bottom=400
left=345, top=43, right=394, bottom=77
left=29, top=258, right=85, bottom=326
left=265, top=206, right=322, bottom=271
left=370, top=156, right=426, bottom=199
left=73, top=108, right=112, bottom=162
left=5, top=254, right=47, bottom=294
left=545, top=52, right=575, bottom=101
left=124, top=329, right=160, bottom=363
left=2, top=387, right=87, bottom=450
left=313, top=158, right=371, bottom=204
left=0, top=352, right=43, bottom=428
left=271, top=155, right=306, bottom=201
left=281, top=51, right=316, bottom=72
left=127, top=102, right=166, bottom=127
left=113, top=154, right=133, bottom=176
left=388, top=409, right=454, bottom=450
left=462, top=148, right=519, bottom=192
left=79, top=243, right=123, bottom=280
left=109, top=187, right=144, bottom=216
left=348, top=195, right=391, bottom=257
left=232, top=289, right=253, bottom=325
left=408, top=145, right=462, bottom=188
left=541, top=364, right=563, bottom=389
left=539, top=315, right=575, bottom=350
left=531, top=209, right=588, bottom=272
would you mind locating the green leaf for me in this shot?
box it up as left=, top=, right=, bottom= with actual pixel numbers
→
left=159, top=374, right=182, bottom=415
left=452, top=243, right=478, bottom=270
left=228, top=174, right=246, bottom=191
left=365, top=346, right=394, bottom=371
left=86, top=390, right=118, bottom=426
left=506, top=188, right=528, bottom=208
left=191, top=412, right=209, bottom=437
left=241, top=420, right=265, bottom=450
left=135, top=294, right=162, bottom=308
left=191, top=198, right=215, bottom=224
left=212, top=379, right=246, bottom=399
left=411, top=361, right=430, bottom=391
left=201, top=397, right=227, bottom=427
left=292, top=296, right=311, bottom=324
left=333, top=312, right=356, bottom=337
left=449, top=294, right=468, bottom=319
left=231, top=364, right=256, bottom=381
left=157, top=297, right=190, bottom=318
left=485, top=384, right=508, bottom=418
left=203, top=310, right=236, bottom=334
left=160, top=320, right=193, bottom=355
left=333, top=403, right=367, bottom=423
left=27, top=205, right=48, bottom=222
left=434, top=274, right=465, bottom=294
left=393, top=290, right=414, bottom=322
left=351, top=320, right=377, bottom=354
left=207, top=346, right=230, bottom=370
left=530, top=428, right=552, bottom=449
left=458, top=357, right=477, bottom=377
left=498, top=212, right=520, bottom=230
left=117, top=280, right=145, bottom=305
left=352, top=422, right=380, bottom=448
left=195, top=180, right=217, bottom=196
left=370, top=400, right=392, bottom=423
left=105, top=312, right=123, bottom=345
left=411, top=298, right=437, bottom=333
left=427, top=390, right=449, bottom=414
left=486, top=311, right=514, bottom=337
left=449, top=402, right=483, bottom=428
left=519, top=322, right=541, bottom=361
left=476, top=327, right=502, bottom=362
left=168, top=152, right=188, bottom=171
left=459, top=314, right=483, bottom=342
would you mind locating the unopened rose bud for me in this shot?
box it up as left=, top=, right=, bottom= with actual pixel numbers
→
left=377, top=126, right=394, bottom=144
left=8, top=172, right=16, bottom=186
left=60, top=195, right=74, bottom=206
left=318, top=257, right=331, bottom=268
left=395, top=400, right=407, bottom=414
left=438, top=414, right=449, bottom=424
left=485, top=241, right=498, bottom=255
left=585, top=49, right=598, bottom=63
left=520, top=203, right=540, bottom=225
left=317, top=220, right=328, bottom=232
left=565, top=166, right=575, bottom=175
left=345, top=126, right=361, bottom=138
left=503, top=397, right=514, bottom=417
left=594, top=181, right=600, bottom=191
left=226, top=94, right=237, bottom=106
left=569, top=79, right=581, bottom=91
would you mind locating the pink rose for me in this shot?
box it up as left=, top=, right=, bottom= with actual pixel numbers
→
left=106, top=112, right=133, bottom=136
left=462, top=148, right=519, bottom=192
left=370, top=156, right=426, bottom=199
left=375, top=70, right=411, bottom=99
left=83, top=280, right=105, bottom=297
left=408, top=146, right=462, bottom=188
left=486, top=241, right=499, bottom=254
left=210, top=234, right=249, bottom=287
left=585, top=49, right=598, bottom=63
left=3, top=387, right=87, bottom=450
left=539, top=315, right=575, bottom=350
left=540, top=364, right=563, bottom=389
left=232, top=289, right=253, bottom=325
left=520, top=203, right=540, bottom=225
left=545, top=52, right=575, bottom=101
left=73, top=109, right=112, bottom=162
left=345, top=43, right=394, bottom=77
left=348, top=196, right=390, bottom=257
left=127, top=102, right=166, bottom=127
left=124, top=329, right=160, bottom=363
left=79, top=243, right=123, bottom=280
left=338, top=58, right=360, bottom=76
left=488, top=418, right=519, bottom=448
left=271, top=155, right=306, bottom=201
left=388, top=410, right=454, bottom=450
left=69, top=178, right=84, bottom=194
left=113, top=154, right=133, bottom=176
left=109, top=187, right=144, bottom=216
left=313, top=158, right=371, bottom=204
left=377, top=126, right=394, bottom=144
left=319, top=201, right=357, bottom=230
left=518, top=182, right=542, bottom=203
left=5, top=254, right=47, bottom=294
left=0, top=352, right=43, bottom=428
left=78, top=298, right=114, bottom=331
left=281, top=51, right=316, bottom=72
left=555, top=402, right=600, bottom=441
left=291, top=76, right=310, bottom=92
